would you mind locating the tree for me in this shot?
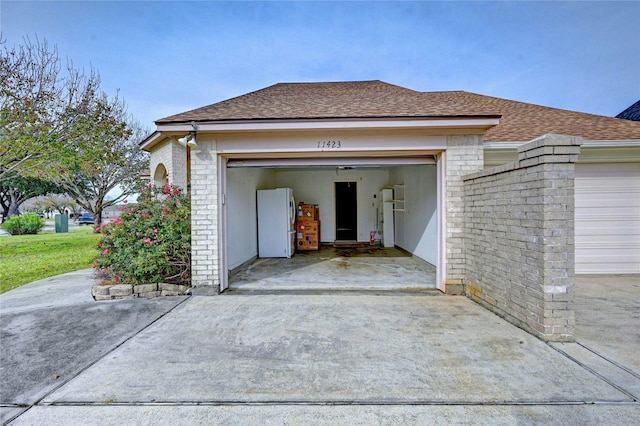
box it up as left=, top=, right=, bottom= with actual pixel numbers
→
left=1, top=36, right=101, bottom=183
left=30, top=194, right=81, bottom=218
left=53, top=93, right=149, bottom=225
left=0, top=173, right=62, bottom=220
left=2, top=35, right=149, bottom=225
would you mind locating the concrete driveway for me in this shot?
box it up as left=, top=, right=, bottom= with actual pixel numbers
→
left=0, top=271, right=186, bottom=424
left=1, top=271, right=638, bottom=425
left=571, top=274, right=640, bottom=373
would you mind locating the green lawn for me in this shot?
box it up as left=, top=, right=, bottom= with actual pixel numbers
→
left=0, top=226, right=100, bottom=294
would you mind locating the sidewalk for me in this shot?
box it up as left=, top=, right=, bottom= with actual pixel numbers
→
left=1, top=272, right=638, bottom=425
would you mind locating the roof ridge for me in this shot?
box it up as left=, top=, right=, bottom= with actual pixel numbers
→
left=271, top=80, right=424, bottom=94
left=273, top=80, right=383, bottom=85
left=421, top=90, right=467, bottom=94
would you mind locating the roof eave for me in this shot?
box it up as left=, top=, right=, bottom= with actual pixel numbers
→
left=154, top=116, right=501, bottom=134
left=139, top=131, right=164, bottom=151
left=484, top=139, right=640, bottom=166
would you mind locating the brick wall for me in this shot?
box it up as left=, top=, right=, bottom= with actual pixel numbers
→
left=149, top=139, right=188, bottom=190
left=189, top=138, right=219, bottom=295
left=463, top=134, right=582, bottom=342
left=445, top=135, right=484, bottom=289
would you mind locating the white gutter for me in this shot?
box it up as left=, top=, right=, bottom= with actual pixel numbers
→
left=140, top=131, right=164, bottom=151
left=156, top=117, right=500, bottom=133
left=484, top=140, right=640, bottom=149
left=484, top=139, right=640, bottom=165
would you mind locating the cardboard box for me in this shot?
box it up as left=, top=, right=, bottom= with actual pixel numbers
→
left=297, top=220, right=320, bottom=250
left=297, top=220, right=319, bottom=233
left=298, top=234, right=319, bottom=243
left=298, top=238, right=319, bottom=250
left=298, top=203, right=319, bottom=220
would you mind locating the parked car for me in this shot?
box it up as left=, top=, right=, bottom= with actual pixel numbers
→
left=77, top=213, right=95, bottom=225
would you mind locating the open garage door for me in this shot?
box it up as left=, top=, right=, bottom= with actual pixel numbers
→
left=226, top=156, right=436, bottom=168
left=219, top=154, right=444, bottom=292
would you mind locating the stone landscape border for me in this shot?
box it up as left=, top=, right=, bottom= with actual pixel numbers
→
left=92, top=283, right=191, bottom=301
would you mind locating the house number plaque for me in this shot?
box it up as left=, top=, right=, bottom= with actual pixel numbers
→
left=317, top=140, right=342, bottom=149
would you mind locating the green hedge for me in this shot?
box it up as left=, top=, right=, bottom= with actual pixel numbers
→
left=2, top=213, right=45, bottom=235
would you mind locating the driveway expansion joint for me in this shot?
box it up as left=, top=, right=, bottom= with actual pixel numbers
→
left=2, top=295, right=193, bottom=426
left=29, top=399, right=640, bottom=407
left=549, top=343, right=639, bottom=402
left=576, top=342, right=640, bottom=380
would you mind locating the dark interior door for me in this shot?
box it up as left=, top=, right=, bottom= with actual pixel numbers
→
left=335, top=181, right=357, bottom=240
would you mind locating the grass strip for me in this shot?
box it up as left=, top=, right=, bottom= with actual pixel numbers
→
left=0, top=226, right=100, bottom=294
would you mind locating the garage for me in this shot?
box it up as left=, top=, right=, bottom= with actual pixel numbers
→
left=143, top=79, right=632, bottom=296
left=141, top=80, right=508, bottom=295
left=223, top=160, right=439, bottom=291
left=140, top=80, right=640, bottom=342
left=575, top=162, right=640, bottom=274
left=215, top=129, right=448, bottom=292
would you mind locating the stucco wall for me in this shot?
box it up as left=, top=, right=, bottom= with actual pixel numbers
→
left=227, top=168, right=276, bottom=270
left=390, top=165, right=438, bottom=265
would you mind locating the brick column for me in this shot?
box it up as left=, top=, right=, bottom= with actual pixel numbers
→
left=518, top=135, right=581, bottom=340
left=445, top=135, right=484, bottom=291
left=189, top=138, right=219, bottom=295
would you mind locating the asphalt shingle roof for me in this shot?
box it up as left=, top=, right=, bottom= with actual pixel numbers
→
left=445, top=92, right=640, bottom=142
left=616, top=100, right=640, bottom=122
left=157, top=80, right=640, bottom=142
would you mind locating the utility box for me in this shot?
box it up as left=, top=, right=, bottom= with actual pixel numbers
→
left=55, top=214, right=68, bottom=233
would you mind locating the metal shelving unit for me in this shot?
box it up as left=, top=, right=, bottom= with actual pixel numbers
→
left=392, top=184, right=405, bottom=212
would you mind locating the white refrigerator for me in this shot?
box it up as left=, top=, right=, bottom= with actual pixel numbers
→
left=257, top=188, right=296, bottom=258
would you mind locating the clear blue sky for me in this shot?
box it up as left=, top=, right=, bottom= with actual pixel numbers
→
left=2, top=1, right=639, bottom=129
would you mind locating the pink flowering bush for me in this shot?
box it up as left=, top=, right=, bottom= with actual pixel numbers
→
left=94, top=184, right=191, bottom=285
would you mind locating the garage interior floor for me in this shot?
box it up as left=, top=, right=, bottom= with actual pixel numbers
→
left=228, top=245, right=437, bottom=292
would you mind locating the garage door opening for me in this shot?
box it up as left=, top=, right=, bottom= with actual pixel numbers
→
left=219, top=155, right=443, bottom=292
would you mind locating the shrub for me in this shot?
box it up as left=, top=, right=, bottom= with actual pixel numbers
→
left=94, top=184, right=191, bottom=285
left=1, top=213, right=45, bottom=235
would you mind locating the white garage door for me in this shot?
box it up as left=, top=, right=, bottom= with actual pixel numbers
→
left=575, top=163, right=640, bottom=274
